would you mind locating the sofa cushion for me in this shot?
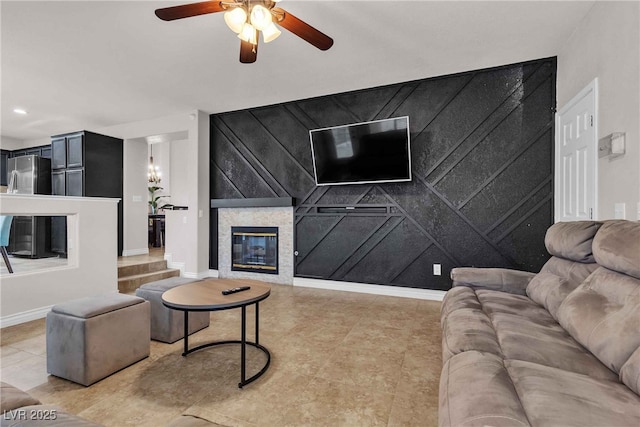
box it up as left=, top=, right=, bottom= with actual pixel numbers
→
left=440, top=286, right=481, bottom=321
left=526, top=256, right=599, bottom=320
left=475, top=290, right=549, bottom=320
left=506, top=360, right=640, bottom=427
left=0, top=382, right=40, bottom=412
left=620, top=346, right=640, bottom=395
left=557, top=267, right=640, bottom=374
left=439, top=351, right=530, bottom=427
left=593, top=220, right=640, bottom=279
left=441, top=308, right=502, bottom=362
left=449, top=268, right=535, bottom=296
left=544, top=220, right=601, bottom=262
left=491, top=312, right=618, bottom=381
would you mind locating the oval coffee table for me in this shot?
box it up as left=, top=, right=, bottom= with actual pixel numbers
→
left=162, top=278, right=271, bottom=388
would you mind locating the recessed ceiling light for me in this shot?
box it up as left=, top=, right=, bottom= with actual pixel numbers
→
left=13, top=108, right=28, bottom=115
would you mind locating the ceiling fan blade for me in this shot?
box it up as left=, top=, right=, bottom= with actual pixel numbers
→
left=240, top=39, right=258, bottom=63
left=272, top=7, right=333, bottom=51
left=155, top=1, right=224, bottom=21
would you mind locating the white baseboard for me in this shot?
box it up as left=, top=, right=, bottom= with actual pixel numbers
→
left=293, top=277, right=446, bottom=301
left=164, top=253, right=185, bottom=276
left=0, top=305, right=52, bottom=328
left=183, top=271, right=211, bottom=280
left=208, top=269, right=220, bottom=278
left=121, top=248, right=149, bottom=257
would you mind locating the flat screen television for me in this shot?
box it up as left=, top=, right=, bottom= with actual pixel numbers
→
left=309, top=116, right=411, bottom=186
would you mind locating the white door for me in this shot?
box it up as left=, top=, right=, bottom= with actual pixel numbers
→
left=555, top=79, right=598, bottom=222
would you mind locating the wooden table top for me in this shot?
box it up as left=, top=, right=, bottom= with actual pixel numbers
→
left=161, top=278, right=271, bottom=311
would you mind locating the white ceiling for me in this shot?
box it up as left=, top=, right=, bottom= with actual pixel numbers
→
left=1, top=0, right=595, bottom=142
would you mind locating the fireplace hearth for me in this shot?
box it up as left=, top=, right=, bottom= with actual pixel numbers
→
left=231, top=227, right=278, bottom=275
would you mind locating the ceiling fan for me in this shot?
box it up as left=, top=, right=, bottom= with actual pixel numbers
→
left=155, top=0, right=334, bottom=63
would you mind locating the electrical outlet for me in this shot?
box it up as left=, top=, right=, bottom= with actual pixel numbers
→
left=433, top=264, right=441, bottom=276
left=132, top=195, right=142, bottom=202
left=614, top=203, right=626, bottom=219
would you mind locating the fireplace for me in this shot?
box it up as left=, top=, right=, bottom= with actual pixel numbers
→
left=231, top=227, right=278, bottom=275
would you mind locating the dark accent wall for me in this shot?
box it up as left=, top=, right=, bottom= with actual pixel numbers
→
left=210, top=57, right=556, bottom=290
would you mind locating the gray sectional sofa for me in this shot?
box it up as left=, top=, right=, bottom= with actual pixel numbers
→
left=439, top=220, right=640, bottom=426
left=1, top=382, right=102, bottom=426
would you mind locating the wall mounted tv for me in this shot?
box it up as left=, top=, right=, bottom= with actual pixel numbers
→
left=309, top=116, right=411, bottom=186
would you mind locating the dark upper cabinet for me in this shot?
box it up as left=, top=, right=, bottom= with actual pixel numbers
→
left=49, top=130, right=123, bottom=255
left=51, top=171, right=65, bottom=195
left=10, top=149, right=27, bottom=158
left=66, top=169, right=84, bottom=197
left=9, top=144, right=53, bottom=160
left=1, top=150, right=8, bottom=186
left=51, top=138, right=67, bottom=169
left=66, top=134, right=84, bottom=168
left=40, top=146, right=52, bottom=159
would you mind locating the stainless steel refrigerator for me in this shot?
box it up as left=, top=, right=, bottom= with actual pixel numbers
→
left=6, top=155, right=52, bottom=258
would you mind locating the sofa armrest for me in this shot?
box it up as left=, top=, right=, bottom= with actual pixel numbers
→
left=450, top=267, right=536, bottom=295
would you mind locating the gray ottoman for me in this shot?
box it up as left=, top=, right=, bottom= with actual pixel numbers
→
left=135, top=277, right=210, bottom=343
left=46, top=293, right=150, bottom=386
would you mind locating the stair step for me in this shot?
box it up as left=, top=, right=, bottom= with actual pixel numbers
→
left=118, top=259, right=168, bottom=278
left=118, top=268, right=180, bottom=293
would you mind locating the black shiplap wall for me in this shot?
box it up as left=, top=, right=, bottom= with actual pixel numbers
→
left=210, top=57, right=556, bottom=290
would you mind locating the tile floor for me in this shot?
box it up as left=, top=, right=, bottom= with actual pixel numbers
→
left=0, top=284, right=442, bottom=426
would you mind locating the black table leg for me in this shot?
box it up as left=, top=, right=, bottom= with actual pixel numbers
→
left=255, top=302, right=260, bottom=345
left=240, top=306, right=246, bottom=388
left=182, top=311, right=189, bottom=356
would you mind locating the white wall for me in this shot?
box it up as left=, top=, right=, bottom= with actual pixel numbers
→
left=0, top=195, right=119, bottom=326
left=557, top=1, right=640, bottom=220
left=122, top=138, right=149, bottom=256
left=96, top=111, right=210, bottom=277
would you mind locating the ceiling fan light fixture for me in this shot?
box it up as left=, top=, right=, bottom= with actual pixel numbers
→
left=224, top=7, right=247, bottom=33
left=262, top=22, right=281, bottom=43
left=249, top=5, right=272, bottom=31
left=238, top=22, right=257, bottom=45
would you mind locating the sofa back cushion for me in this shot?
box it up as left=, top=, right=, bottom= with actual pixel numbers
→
left=593, top=220, right=640, bottom=279
left=544, top=220, right=602, bottom=263
left=620, top=346, right=640, bottom=395
left=557, top=267, right=640, bottom=374
left=526, top=221, right=601, bottom=319
left=526, top=258, right=599, bottom=320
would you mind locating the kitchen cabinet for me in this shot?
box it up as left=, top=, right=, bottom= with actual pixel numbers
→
left=51, top=138, right=66, bottom=169
left=50, top=131, right=123, bottom=255
left=0, top=150, right=8, bottom=186
left=66, top=169, right=84, bottom=197
left=52, top=171, right=65, bottom=195
left=9, top=144, right=52, bottom=160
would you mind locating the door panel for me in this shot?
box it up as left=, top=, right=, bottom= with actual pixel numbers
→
left=52, top=171, right=65, bottom=195
left=66, top=169, right=84, bottom=196
left=51, top=138, right=66, bottom=169
left=66, top=135, right=84, bottom=168
left=556, top=80, right=597, bottom=222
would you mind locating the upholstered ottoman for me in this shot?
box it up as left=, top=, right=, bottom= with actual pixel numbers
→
left=135, top=277, right=210, bottom=343
left=46, top=293, right=150, bottom=386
